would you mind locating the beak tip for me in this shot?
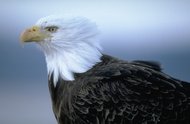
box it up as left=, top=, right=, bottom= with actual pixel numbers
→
left=20, top=31, right=26, bottom=42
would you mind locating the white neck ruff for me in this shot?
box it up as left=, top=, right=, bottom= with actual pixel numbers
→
left=39, top=41, right=102, bottom=86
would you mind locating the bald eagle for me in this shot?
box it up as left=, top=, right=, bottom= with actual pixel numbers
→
left=20, top=15, right=190, bottom=124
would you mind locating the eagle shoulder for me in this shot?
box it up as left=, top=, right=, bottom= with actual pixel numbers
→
left=132, top=60, right=162, bottom=71
left=71, top=56, right=190, bottom=124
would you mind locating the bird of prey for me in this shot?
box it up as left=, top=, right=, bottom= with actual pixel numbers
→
left=20, top=15, right=190, bottom=124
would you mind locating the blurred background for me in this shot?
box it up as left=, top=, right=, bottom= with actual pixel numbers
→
left=0, top=0, right=190, bottom=124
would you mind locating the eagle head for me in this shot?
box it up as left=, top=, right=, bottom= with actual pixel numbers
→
left=20, top=15, right=102, bottom=85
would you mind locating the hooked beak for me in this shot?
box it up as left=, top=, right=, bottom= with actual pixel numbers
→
left=20, top=26, right=48, bottom=43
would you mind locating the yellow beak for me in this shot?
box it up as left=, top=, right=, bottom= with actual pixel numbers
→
left=20, top=26, right=47, bottom=43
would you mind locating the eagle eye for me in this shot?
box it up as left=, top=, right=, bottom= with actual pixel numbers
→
left=45, top=26, right=58, bottom=33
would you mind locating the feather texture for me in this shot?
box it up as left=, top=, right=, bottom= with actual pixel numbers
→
left=49, top=55, right=190, bottom=124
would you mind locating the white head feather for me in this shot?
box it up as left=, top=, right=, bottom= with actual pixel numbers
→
left=35, top=15, right=102, bottom=85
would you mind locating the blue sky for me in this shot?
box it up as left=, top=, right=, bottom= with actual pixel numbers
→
left=0, top=0, right=190, bottom=124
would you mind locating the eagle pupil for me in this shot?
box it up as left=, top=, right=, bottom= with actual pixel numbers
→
left=49, top=28, right=54, bottom=32
left=47, top=27, right=57, bottom=32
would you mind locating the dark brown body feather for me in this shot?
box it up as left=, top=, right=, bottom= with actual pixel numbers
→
left=49, top=55, right=190, bottom=124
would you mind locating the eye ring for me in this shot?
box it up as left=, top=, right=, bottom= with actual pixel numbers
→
left=45, top=26, right=58, bottom=33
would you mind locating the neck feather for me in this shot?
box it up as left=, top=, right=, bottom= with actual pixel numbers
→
left=41, top=42, right=102, bottom=86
